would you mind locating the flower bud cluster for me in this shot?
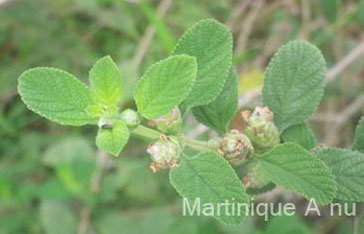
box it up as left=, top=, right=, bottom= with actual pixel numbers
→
left=147, top=135, right=180, bottom=173
left=242, top=107, right=280, bottom=154
left=217, top=130, right=254, bottom=166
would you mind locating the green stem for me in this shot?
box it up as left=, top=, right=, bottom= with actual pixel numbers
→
left=131, top=125, right=216, bottom=152
left=179, top=135, right=216, bottom=152
left=132, top=125, right=161, bottom=140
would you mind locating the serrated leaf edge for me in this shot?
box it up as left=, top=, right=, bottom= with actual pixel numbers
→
left=169, top=152, right=251, bottom=226
left=315, top=147, right=364, bottom=202
left=172, top=18, right=233, bottom=110
left=89, top=55, right=123, bottom=105
left=18, top=67, right=96, bottom=126
left=257, top=143, right=337, bottom=205
left=352, top=116, right=364, bottom=152
left=192, top=69, right=238, bottom=134
left=262, top=40, right=326, bottom=132
left=133, top=54, right=197, bottom=119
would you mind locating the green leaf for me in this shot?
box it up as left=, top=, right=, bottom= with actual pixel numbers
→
left=169, top=152, right=250, bottom=225
left=315, top=148, right=364, bottom=202
left=262, top=40, right=326, bottom=131
left=172, top=19, right=233, bottom=111
left=134, top=55, right=197, bottom=119
left=40, top=201, right=77, bottom=234
left=96, top=120, right=130, bottom=156
left=90, top=55, right=123, bottom=107
left=192, top=70, right=238, bottom=134
left=18, top=67, right=95, bottom=126
left=352, top=116, right=364, bottom=153
left=256, top=143, right=336, bottom=205
left=281, top=123, right=317, bottom=150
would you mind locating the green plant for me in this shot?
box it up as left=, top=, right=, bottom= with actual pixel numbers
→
left=17, top=18, right=364, bottom=226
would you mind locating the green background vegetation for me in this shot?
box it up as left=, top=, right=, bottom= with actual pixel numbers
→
left=1, top=0, right=364, bottom=233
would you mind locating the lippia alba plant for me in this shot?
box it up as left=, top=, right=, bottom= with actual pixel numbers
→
left=18, top=19, right=364, bottom=225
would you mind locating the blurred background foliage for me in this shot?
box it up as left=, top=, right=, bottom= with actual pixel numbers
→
left=0, top=0, right=364, bottom=233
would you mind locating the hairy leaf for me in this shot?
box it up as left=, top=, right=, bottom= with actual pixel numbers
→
left=192, top=70, right=238, bottom=134
left=262, top=40, right=326, bottom=131
left=18, top=67, right=95, bottom=126
left=352, top=116, right=364, bottom=153
left=90, top=55, right=123, bottom=106
left=315, top=148, right=364, bottom=202
left=96, top=120, right=130, bottom=156
left=170, top=152, right=250, bottom=225
left=134, top=55, right=197, bottom=119
left=172, top=19, right=233, bottom=112
left=281, top=123, right=316, bottom=150
left=256, top=143, right=336, bottom=205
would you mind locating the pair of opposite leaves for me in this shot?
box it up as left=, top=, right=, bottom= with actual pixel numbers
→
left=18, top=19, right=234, bottom=156
left=19, top=17, right=364, bottom=226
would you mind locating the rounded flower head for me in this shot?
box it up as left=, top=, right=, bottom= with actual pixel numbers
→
left=243, top=107, right=280, bottom=154
left=147, top=135, right=180, bottom=172
left=218, top=130, right=254, bottom=165
left=153, top=108, right=181, bottom=134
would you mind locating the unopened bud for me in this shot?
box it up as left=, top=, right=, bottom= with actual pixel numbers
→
left=120, top=109, right=140, bottom=129
left=153, top=108, right=181, bottom=134
left=218, top=130, right=254, bottom=165
left=147, top=135, right=180, bottom=172
left=243, top=107, right=280, bottom=153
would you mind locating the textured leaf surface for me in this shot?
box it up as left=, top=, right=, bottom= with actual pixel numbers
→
left=90, top=56, right=123, bottom=106
left=192, top=71, right=238, bottom=134
left=256, top=143, right=336, bottom=205
left=40, top=201, right=77, bottom=234
left=281, top=123, right=316, bottom=150
left=262, top=40, right=326, bottom=131
left=134, top=55, right=197, bottom=119
left=170, top=152, right=250, bottom=225
left=96, top=120, right=130, bottom=156
left=172, top=19, right=233, bottom=111
left=18, top=68, right=95, bottom=126
left=315, top=148, right=364, bottom=202
left=352, top=116, right=364, bottom=153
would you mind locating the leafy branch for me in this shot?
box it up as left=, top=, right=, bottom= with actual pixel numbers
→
left=17, top=18, right=364, bottom=226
